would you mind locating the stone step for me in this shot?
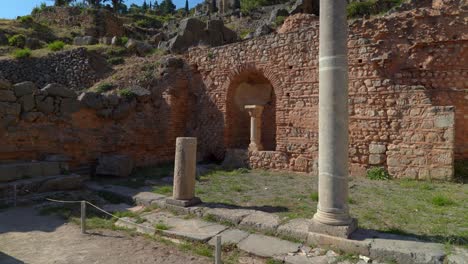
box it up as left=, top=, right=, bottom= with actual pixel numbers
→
left=0, top=173, right=88, bottom=198
left=0, top=161, right=65, bottom=183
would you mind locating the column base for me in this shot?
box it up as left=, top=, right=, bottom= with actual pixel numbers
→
left=248, top=143, right=263, bottom=152
left=165, top=197, right=201, bottom=207
left=309, top=218, right=358, bottom=238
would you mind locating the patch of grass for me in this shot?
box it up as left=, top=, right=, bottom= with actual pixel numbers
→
left=240, top=29, right=253, bottom=39
left=366, top=167, right=390, bottom=180
left=335, top=253, right=359, bottom=263
left=118, top=88, right=137, bottom=100
left=266, top=259, right=283, bottom=264
left=203, top=214, right=218, bottom=222
left=106, top=47, right=127, bottom=56
left=310, top=191, right=319, bottom=202
left=431, top=195, right=456, bottom=207
left=274, top=15, right=286, bottom=27
left=12, top=48, right=32, bottom=59
left=107, top=56, right=125, bottom=65
left=193, top=243, right=213, bottom=257
left=121, top=36, right=129, bottom=46
left=95, top=83, right=114, bottom=93
left=8, top=34, right=26, bottom=48
left=155, top=222, right=171, bottom=230
left=47, top=40, right=65, bottom=51
left=153, top=186, right=172, bottom=196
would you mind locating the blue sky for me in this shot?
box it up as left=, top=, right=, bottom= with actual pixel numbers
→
left=0, top=0, right=204, bottom=19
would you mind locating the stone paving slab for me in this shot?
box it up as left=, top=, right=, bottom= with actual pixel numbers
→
left=447, top=247, right=468, bottom=264
left=239, top=211, right=280, bottom=232
left=142, top=211, right=228, bottom=241
left=237, top=233, right=301, bottom=258
left=207, top=228, right=250, bottom=246
left=277, top=218, right=311, bottom=240
left=133, top=192, right=166, bottom=206
left=203, top=208, right=253, bottom=225
left=369, top=238, right=445, bottom=264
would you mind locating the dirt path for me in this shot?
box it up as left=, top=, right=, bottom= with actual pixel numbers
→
left=0, top=206, right=210, bottom=264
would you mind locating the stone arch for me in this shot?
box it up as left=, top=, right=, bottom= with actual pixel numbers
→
left=224, top=64, right=282, bottom=151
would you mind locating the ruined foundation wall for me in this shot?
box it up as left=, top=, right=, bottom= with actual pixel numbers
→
left=188, top=7, right=467, bottom=179
left=0, top=66, right=191, bottom=168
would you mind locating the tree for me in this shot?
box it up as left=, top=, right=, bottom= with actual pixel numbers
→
left=54, top=0, right=72, bottom=6
left=184, top=0, right=189, bottom=15
left=153, top=0, right=160, bottom=11
left=142, top=0, right=149, bottom=11
left=211, top=0, right=217, bottom=12
left=160, top=0, right=176, bottom=14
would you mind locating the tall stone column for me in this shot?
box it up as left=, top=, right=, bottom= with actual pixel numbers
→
left=309, top=0, right=357, bottom=238
left=166, top=137, right=201, bottom=207
left=245, top=105, right=264, bottom=151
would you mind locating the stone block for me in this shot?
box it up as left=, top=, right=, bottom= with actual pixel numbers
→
left=434, top=115, right=454, bottom=128
left=165, top=197, right=201, bottom=207
left=369, top=143, right=386, bottom=154
left=277, top=218, right=311, bottom=240
left=203, top=208, right=252, bottom=225
left=369, top=154, right=385, bottom=165
left=369, top=238, right=445, bottom=264
left=308, top=218, right=358, bottom=238
left=96, top=155, right=134, bottom=177
left=13, top=81, right=35, bottom=96
left=36, top=96, right=54, bottom=114
left=60, top=98, right=81, bottom=114
left=78, top=92, right=104, bottom=110
left=238, top=234, right=301, bottom=258
left=239, top=211, right=280, bottom=232
left=0, top=78, right=11, bottom=90
left=0, top=90, right=16, bottom=102
left=207, top=229, right=249, bottom=246
left=42, top=83, right=76, bottom=98
left=19, top=94, right=35, bottom=112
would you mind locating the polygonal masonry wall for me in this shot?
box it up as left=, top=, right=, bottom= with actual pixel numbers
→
left=187, top=7, right=466, bottom=180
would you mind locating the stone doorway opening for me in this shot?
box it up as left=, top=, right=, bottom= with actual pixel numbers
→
left=225, top=71, right=276, bottom=151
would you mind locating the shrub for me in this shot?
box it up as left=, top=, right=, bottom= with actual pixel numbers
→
left=431, top=195, right=455, bottom=207
left=107, top=57, right=125, bottom=65
left=274, top=15, right=286, bottom=27
left=240, top=29, right=253, bottom=39
left=366, top=167, right=390, bottom=180
left=18, top=15, right=34, bottom=24
left=32, top=3, right=48, bottom=15
left=135, top=17, right=163, bottom=29
left=12, top=48, right=32, bottom=59
left=120, top=36, right=129, bottom=46
left=347, top=0, right=376, bottom=18
left=95, top=83, right=114, bottom=93
left=118, top=88, right=137, bottom=100
left=106, top=47, right=127, bottom=56
left=8, top=34, right=27, bottom=48
left=47, top=40, right=65, bottom=51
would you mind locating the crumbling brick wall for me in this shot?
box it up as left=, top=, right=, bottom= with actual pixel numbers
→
left=188, top=5, right=466, bottom=179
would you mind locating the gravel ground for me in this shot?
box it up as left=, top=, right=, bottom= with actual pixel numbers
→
left=0, top=206, right=210, bottom=264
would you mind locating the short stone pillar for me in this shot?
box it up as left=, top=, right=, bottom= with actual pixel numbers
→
left=245, top=105, right=264, bottom=151
left=166, top=137, right=201, bottom=207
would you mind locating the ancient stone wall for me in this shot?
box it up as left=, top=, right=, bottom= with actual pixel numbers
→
left=188, top=5, right=466, bottom=179
left=33, top=7, right=124, bottom=38
left=0, top=48, right=109, bottom=91
left=0, top=61, right=191, bottom=168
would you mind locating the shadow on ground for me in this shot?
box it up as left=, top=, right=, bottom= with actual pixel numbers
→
left=0, top=252, right=24, bottom=264
left=0, top=206, right=66, bottom=234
